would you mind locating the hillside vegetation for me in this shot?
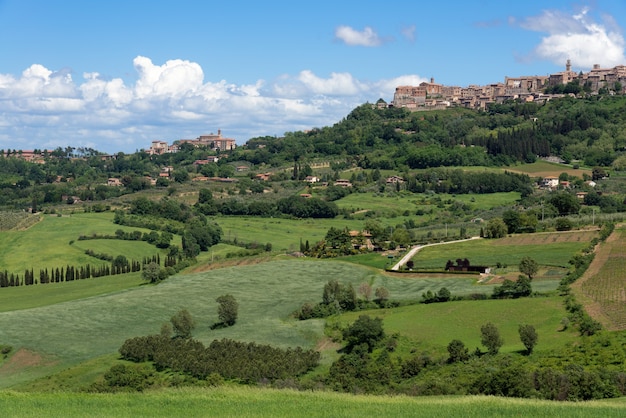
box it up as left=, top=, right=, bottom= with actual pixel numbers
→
left=1, top=96, right=626, bottom=409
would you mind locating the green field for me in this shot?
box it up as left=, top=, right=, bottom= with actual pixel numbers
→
left=0, top=259, right=513, bottom=388
left=2, top=386, right=626, bottom=417
left=0, top=386, right=626, bottom=418
left=412, top=232, right=594, bottom=270
left=213, top=216, right=366, bottom=251
left=505, top=160, right=591, bottom=178
left=0, top=213, right=172, bottom=273
left=338, top=296, right=578, bottom=356
left=334, top=191, right=520, bottom=213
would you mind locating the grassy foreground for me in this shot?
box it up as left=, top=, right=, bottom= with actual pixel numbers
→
left=2, top=386, right=626, bottom=417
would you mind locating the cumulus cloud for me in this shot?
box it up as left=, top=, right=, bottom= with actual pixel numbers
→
left=516, top=6, right=626, bottom=68
left=335, top=25, right=383, bottom=47
left=0, top=57, right=419, bottom=152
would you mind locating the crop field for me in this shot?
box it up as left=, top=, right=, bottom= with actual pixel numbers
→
left=334, top=191, right=520, bottom=214
left=573, top=227, right=626, bottom=330
left=0, top=259, right=506, bottom=388
left=213, top=216, right=366, bottom=251
left=337, top=296, right=578, bottom=356
left=411, top=231, right=596, bottom=271
left=0, top=273, right=144, bottom=313
left=2, top=386, right=626, bottom=418
left=505, top=160, right=591, bottom=178
left=0, top=213, right=172, bottom=273
left=0, top=212, right=41, bottom=231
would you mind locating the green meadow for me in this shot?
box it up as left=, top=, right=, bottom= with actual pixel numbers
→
left=2, top=386, right=626, bottom=418
left=337, top=296, right=578, bottom=356
left=214, top=216, right=366, bottom=251
left=334, top=191, right=520, bottom=213
left=411, top=234, right=591, bottom=270
left=0, top=258, right=522, bottom=388
left=0, top=213, right=172, bottom=273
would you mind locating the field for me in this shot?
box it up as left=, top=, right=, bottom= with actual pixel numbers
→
left=0, top=213, right=172, bottom=274
left=214, top=216, right=366, bottom=251
left=411, top=231, right=597, bottom=271
left=337, top=296, right=579, bottom=356
left=2, top=386, right=626, bottom=417
left=334, top=191, right=520, bottom=214
left=0, top=258, right=531, bottom=388
left=573, top=226, right=626, bottom=330
left=505, top=160, right=592, bottom=178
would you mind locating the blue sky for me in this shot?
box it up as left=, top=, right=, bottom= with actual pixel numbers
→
left=1, top=0, right=626, bottom=153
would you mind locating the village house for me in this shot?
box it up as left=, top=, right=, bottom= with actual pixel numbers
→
left=255, top=173, right=272, bottom=181
left=386, top=175, right=405, bottom=184
left=107, top=178, right=123, bottom=187
left=304, top=175, right=320, bottom=183
left=540, top=176, right=559, bottom=189
left=334, top=179, right=353, bottom=188
left=349, top=230, right=374, bottom=251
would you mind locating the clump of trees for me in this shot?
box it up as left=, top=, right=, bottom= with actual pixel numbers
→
left=118, top=335, right=320, bottom=384
left=421, top=287, right=451, bottom=303
left=295, top=280, right=391, bottom=320
left=492, top=277, right=532, bottom=299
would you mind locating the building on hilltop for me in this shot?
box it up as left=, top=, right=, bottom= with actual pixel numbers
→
left=548, top=59, right=578, bottom=86
left=178, top=130, right=236, bottom=151
left=147, top=130, right=236, bottom=155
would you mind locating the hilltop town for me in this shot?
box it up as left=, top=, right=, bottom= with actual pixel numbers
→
left=147, top=129, right=237, bottom=155
left=389, top=60, right=626, bottom=111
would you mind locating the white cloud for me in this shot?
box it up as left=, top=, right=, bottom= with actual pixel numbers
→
left=0, top=56, right=424, bottom=153
left=516, top=7, right=626, bottom=68
left=335, top=25, right=382, bottom=47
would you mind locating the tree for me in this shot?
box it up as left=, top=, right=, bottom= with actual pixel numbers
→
left=216, top=294, right=238, bottom=327
left=391, top=228, right=411, bottom=247
left=342, top=315, right=385, bottom=352
left=518, top=324, right=538, bottom=355
left=358, top=283, right=373, bottom=301
left=170, top=309, right=195, bottom=338
left=549, top=192, right=580, bottom=216
left=555, top=217, right=573, bottom=231
left=502, top=210, right=521, bottom=234
left=480, top=322, right=503, bottom=355
left=483, top=218, right=507, bottom=239
left=519, top=256, right=539, bottom=279
left=447, top=339, right=470, bottom=363
left=141, top=262, right=161, bottom=283
left=374, top=286, right=390, bottom=304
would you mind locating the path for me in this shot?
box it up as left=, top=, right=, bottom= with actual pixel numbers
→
left=390, top=236, right=481, bottom=271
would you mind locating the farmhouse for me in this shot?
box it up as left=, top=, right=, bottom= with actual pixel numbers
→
left=540, top=176, right=559, bottom=189
left=445, top=258, right=490, bottom=274
left=334, top=179, right=353, bottom=188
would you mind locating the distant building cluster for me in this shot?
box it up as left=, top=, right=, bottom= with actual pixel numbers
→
left=147, top=130, right=236, bottom=155
left=390, top=60, right=626, bottom=111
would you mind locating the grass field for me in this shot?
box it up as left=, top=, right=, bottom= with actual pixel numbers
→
left=0, top=259, right=510, bottom=388
left=2, top=386, right=626, bottom=417
left=0, top=212, right=171, bottom=273
left=337, top=296, right=578, bottom=356
left=213, top=216, right=366, bottom=251
left=411, top=231, right=597, bottom=271
left=573, top=226, right=626, bottom=330
left=334, top=191, right=520, bottom=214
left=0, top=273, right=144, bottom=312
left=505, top=160, right=591, bottom=178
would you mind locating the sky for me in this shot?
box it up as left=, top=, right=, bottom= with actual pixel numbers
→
left=1, top=0, right=626, bottom=154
